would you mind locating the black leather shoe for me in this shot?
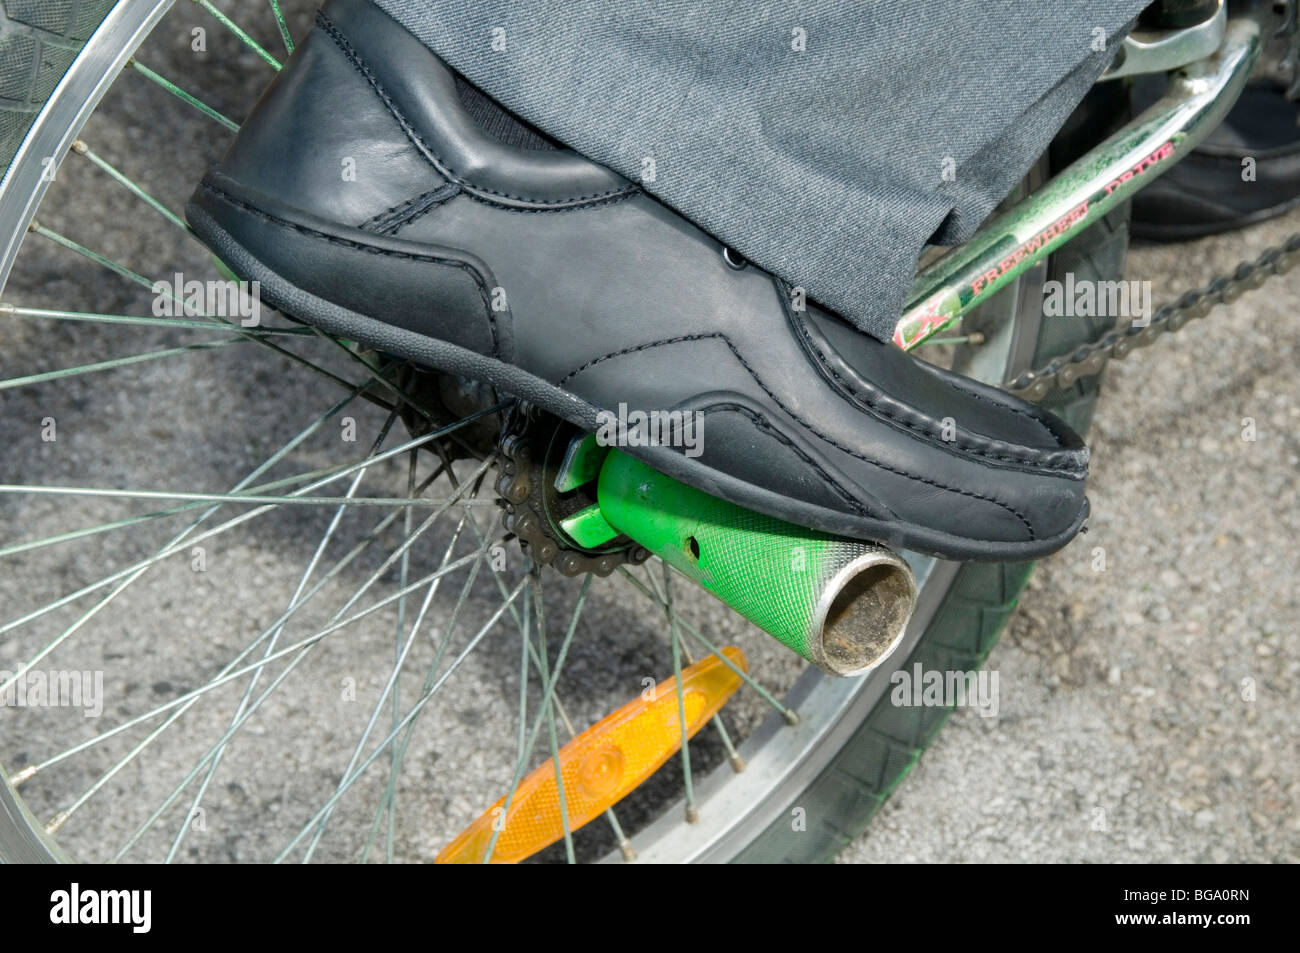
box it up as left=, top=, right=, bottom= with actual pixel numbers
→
left=1132, top=80, right=1300, bottom=241
left=187, top=0, right=1090, bottom=562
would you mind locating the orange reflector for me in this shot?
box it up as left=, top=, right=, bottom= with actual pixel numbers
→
left=436, top=646, right=747, bottom=864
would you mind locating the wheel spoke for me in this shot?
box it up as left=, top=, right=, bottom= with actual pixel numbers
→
left=191, top=0, right=282, bottom=70
left=664, top=565, right=697, bottom=823
left=0, top=388, right=359, bottom=710
left=308, top=329, right=445, bottom=425
left=0, top=406, right=502, bottom=561
left=127, top=59, right=239, bottom=131
left=482, top=573, right=590, bottom=863
left=40, top=454, right=491, bottom=768
left=0, top=409, right=492, bottom=705
left=0, top=484, right=495, bottom=508
left=449, top=510, right=637, bottom=858
left=1, top=303, right=311, bottom=335
left=272, top=574, right=529, bottom=863
left=163, top=408, right=402, bottom=862
left=52, top=542, right=488, bottom=840
left=6, top=501, right=452, bottom=712
left=531, top=571, right=576, bottom=863
left=0, top=435, right=429, bottom=561
left=0, top=338, right=247, bottom=390
left=357, top=476, right=499, bottom=862
left=387, top=450, right=419, bottom=862
left=299, top=502, right=473, bottom=861
left=617, top=566, right=799, bottom=725
left=107, top=461, right=473, bottom=860
left=70, top=140, right=196, bottom=238
left=268, top=0, right=294, bottom=53
left=29, top=222, right=369, bottom=396
left=642, top=564, right=745, bottom=772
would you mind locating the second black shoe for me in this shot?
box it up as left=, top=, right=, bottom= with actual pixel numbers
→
left=1132, top=79, right=1300, bottom=241
left=187, top=0, right=1090, bottom=562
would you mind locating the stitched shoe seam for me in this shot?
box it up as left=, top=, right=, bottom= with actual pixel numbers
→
left=459, top=189, right=641, bottom=214
left=820, top=349, right=1081, bottom=471
left=783, top=289, right=1084, bottom=475
left=200, top=180, right=502, bottom=358
left=698, top=402, right=876, bottom=518
left=316, top=11, right=640, bottom=208
left=203, top=181, right=1040, bottom=540
left=558, top=333, right=1039, bottom=538
left=931, top=373, right=1058, bottom=442
left=359, top=183, right=460, bottom=232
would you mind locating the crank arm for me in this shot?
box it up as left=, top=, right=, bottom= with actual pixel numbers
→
left=894, top=16, right=1261, bottom=352
left=1100, top=0, right=1227, bottom=81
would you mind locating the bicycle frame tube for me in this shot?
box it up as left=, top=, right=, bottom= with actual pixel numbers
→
left=894, top=17, right=1262, bottom=351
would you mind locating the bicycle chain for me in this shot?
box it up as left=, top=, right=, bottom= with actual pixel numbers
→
left=495, top=403, right=650, bottom=577
left=1005, top=232, right=1300, bottom=401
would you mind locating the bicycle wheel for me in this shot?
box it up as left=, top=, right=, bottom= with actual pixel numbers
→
left=0, top=0, right=1125, bottom=864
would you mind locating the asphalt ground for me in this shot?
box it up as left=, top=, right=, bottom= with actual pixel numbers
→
left=0, top=0, right=1295, bottom=863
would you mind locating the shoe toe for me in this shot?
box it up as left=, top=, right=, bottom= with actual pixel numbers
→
left=786, top=307, right=1090, bottom=555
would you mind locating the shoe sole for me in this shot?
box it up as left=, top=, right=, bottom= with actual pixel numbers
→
left=188, top=201, right=1088, bottom=563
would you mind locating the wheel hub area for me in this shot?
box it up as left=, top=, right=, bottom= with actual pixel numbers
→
left=496, top=404, right=649, bottom=577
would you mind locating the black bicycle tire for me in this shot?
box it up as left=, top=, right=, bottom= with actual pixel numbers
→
left=0, top=0, right=116, bottom=172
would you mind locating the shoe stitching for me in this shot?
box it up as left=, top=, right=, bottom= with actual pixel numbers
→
left=558, top=332, right=1038, bottom=538
left=316, top=11, right=641, bottom=209
left=695, top=402, right=878, bottom=518
left=927, top=371, right=1058, bottom=443
left=207, top=175, right=1037, bottom=538
left=784, top=284, right=1082, bottom=472
left=359, top=182, right=460, bottom=233
left=222, top=12, right=1054, bottom=539
left=201, top=180, right=502, bottom=358
left=782, top=286, right=1084, bottom=475
left=458, top=189, right=641, bottom=214
left=367, top=180, right=639, bottom=234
